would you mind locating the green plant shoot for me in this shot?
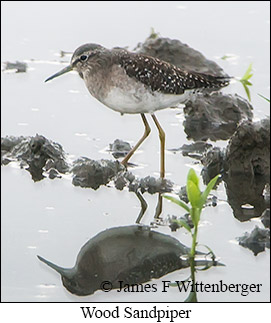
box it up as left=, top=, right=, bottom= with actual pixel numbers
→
left=257, top=93, right=270, bottom=103
left=163, top=169, right=220, bottom=302
left=238, top=63, right=253, bottom=101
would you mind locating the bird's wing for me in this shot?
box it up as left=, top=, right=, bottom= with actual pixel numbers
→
left=119, top=52, right=230, bottom=95
left=113, top=252, right=183, bottom=285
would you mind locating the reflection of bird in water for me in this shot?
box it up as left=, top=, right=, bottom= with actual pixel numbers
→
left=38, top=225, right=220, bottom=296
left=45, top=43, right=230, bottom=179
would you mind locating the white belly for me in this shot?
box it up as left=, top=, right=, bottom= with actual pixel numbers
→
left=102, top=86, right=192, bottom=114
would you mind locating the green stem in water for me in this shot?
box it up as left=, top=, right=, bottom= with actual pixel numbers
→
left=187, top=207, right=199, bottom=302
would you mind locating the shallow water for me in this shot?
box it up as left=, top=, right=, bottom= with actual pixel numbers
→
left=1, top=1, right=270, bottom=302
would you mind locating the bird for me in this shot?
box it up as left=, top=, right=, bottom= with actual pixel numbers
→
left=37, top=225, right=221, bottom=296
left=45, top=43, right=230, bottom=178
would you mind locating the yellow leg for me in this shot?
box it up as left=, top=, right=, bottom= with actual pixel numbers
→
left=154, top=193, right=163, bottom=219
left=121, top=113, right=151, bottom=166
left=151, top=114, right=165, bottom=179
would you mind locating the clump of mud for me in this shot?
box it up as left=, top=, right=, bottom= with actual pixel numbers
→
left=1, top=134, right=174, bottom=195
left=225, top=118, right=270, bottom=178
left=72, top=158, right=124, bottom=190
left=183, top=93, right=253, bottom=141
left=109, top=139, right=131, bottom=159
left=261, top=208, right=270, bottom=229
left=136, top=35, right=227, bottom=76
left=237, top=226, right=270, bottom=256
left=114, top=171, right=173, bottom=194
left=131, top=175, right=173, bottom=194
left=1, top=134, right=69, bottom=181
left=3, top=61, right=28, bottom=73
left=201, top=118, right=270, bottom=222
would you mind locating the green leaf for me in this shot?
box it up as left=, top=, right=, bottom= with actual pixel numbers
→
left=187, top=180, right=201, bottom=208
left=241, top=63, right=253, bottom=81
left=258, top=93, right=270, bottom=102
left=238, top=63, right=253, bottom=101
left=197, top=244, right=216, bottom=259
left=199, top=174, right=220, bottom=208
left=243, top=84, right=251, bottom=101
left=174, top=219, right=192, bottom=233
left=187, top=169, right=200, bottom=189
left=163, top=195, right=191, bottom=213
left=193, top=208, right=201, bottom=227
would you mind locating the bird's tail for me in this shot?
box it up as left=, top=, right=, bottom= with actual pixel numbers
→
left=212, top=75, right=233, bottom=88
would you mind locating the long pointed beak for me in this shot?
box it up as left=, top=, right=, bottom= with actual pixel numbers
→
left=37, top=255, right=73, bottom=279
left=45, top=65, right=73, bottom=82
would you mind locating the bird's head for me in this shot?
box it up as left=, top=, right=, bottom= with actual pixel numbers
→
left=45, top=43, right=105, bottom=82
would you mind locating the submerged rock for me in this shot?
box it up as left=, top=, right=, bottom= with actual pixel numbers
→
left=1, top=134, right=69, bottom=181
left=72, top=158, right=124, bottom=190
left=109, top=139, right=131, bottom=159
left=183, top=93, right=253, bottom=141
left=38, top=225, right=219, bottom=296
left=136, top=36, right=227, bottom=76
left=237, top=226, right=270, bottom=256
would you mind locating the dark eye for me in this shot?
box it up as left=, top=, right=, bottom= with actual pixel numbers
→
left=80, top=55, right=88, bottom=62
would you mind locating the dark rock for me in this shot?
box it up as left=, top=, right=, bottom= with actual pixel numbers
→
left=136, top=36, right=227, bottom=76
left=109, top=139, right=131, bottom=159
left=237, top=226, right=270, bottom=256
left=72, top=158, right=124, bottom=190
left=1, top=135, right=69, bottom=181
left=183, top=93, right=253, bottom=141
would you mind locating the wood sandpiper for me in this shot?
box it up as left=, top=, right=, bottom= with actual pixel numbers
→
left=45, top=43, right=230, bottom=178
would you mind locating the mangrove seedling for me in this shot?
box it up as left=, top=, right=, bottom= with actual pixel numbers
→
left=164, top=169, right=220, bottom=302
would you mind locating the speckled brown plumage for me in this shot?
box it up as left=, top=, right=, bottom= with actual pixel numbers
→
left=46, top=43, right=231, bottom=115
left=118, top=51, right=230, bottom=95
left=68, top=44, right=230, bottom=97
